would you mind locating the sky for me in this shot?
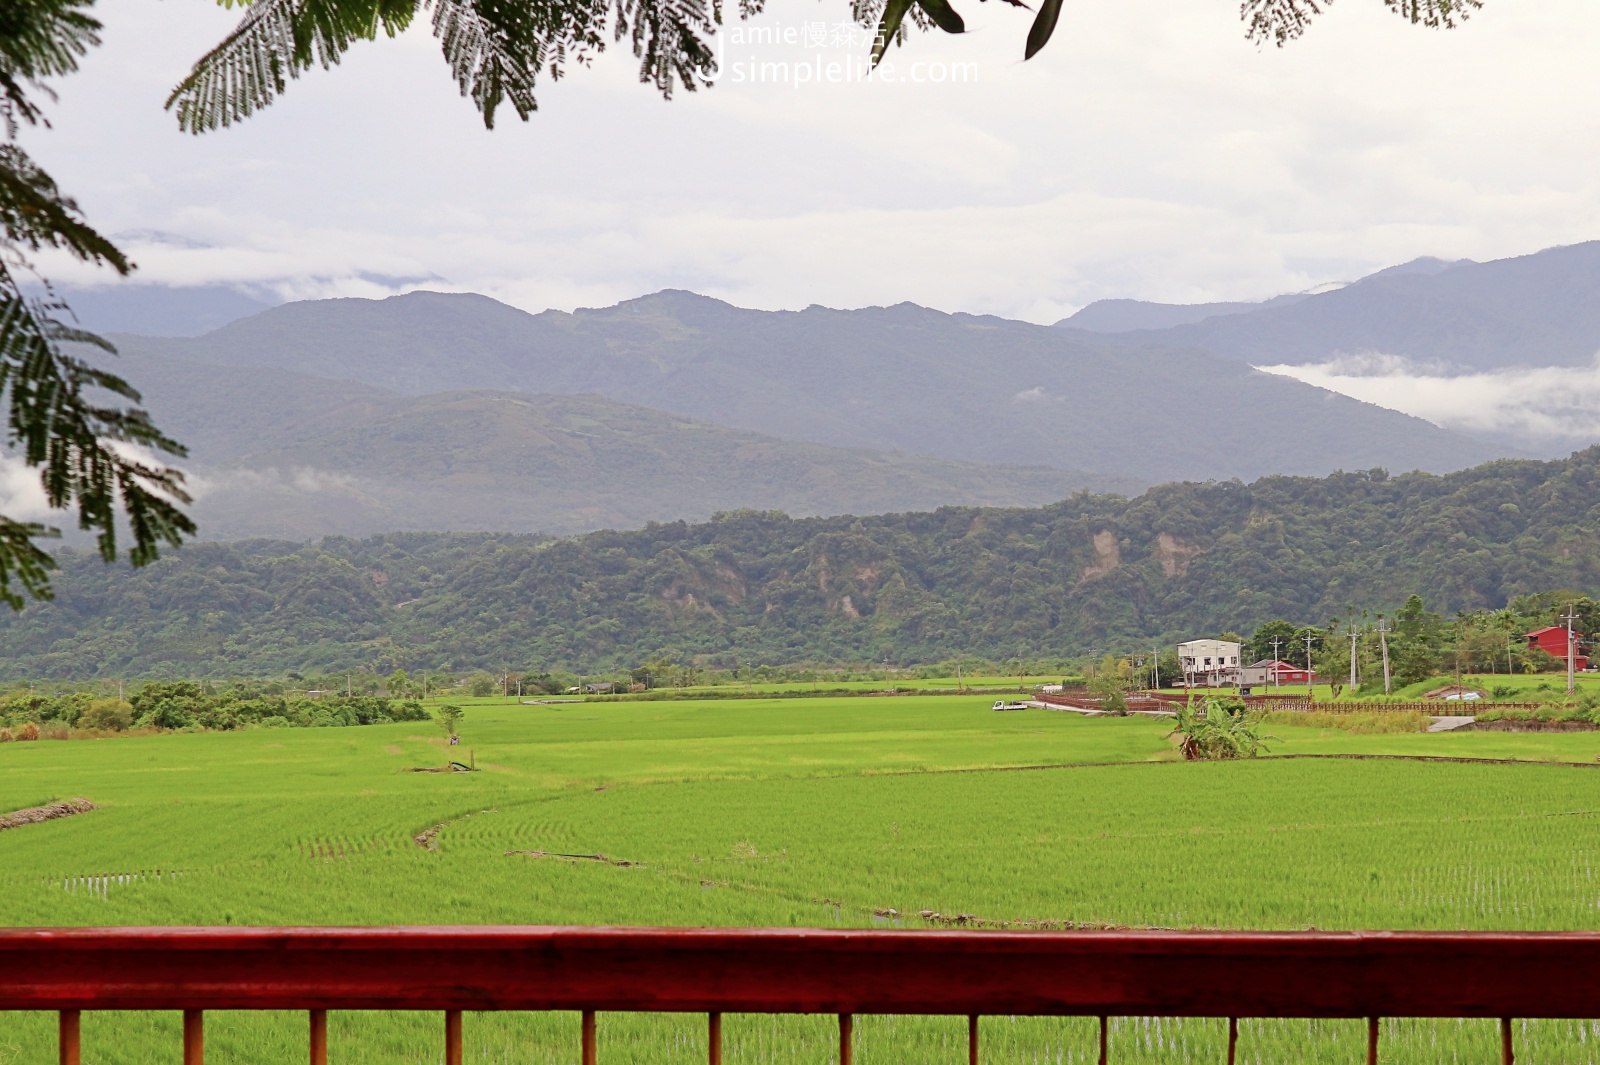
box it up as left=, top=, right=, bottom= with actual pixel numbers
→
left=23, top=0, right=1600, bottom=325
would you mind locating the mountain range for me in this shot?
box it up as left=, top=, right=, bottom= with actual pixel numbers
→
left=118, top=288, right=1496, bottom=483
left=1056, top=242, right=1600, bottom=371
left=42, top=240, right=1600, bottom=541
left=87, top=286, right=1509, bottom=540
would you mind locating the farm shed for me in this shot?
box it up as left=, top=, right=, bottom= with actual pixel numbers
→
left=1524, top=626, right=1588, bottom=671
left=1249, top=659, right=1314, bottom=684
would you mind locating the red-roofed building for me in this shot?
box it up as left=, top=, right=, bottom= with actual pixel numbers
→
left=1249, top=659, right=1315, bottom=685
left=1525, top=627, right=1587, bottom=671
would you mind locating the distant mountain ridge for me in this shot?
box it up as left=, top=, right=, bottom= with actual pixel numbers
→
left=114, top=287, right=1504, bottom=489
left=1058, top=292, right=1312, bottom=332
left=1054, top=243, right=1600, bottom=371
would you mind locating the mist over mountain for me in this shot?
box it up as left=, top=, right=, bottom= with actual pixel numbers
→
left=47, top=284, right=280, bottom=337
left=108, top=351, right=1132, bottom=539
left=114, top=288, right=1503, bottom=490
left=1055, top=243, right=1600, bottom=372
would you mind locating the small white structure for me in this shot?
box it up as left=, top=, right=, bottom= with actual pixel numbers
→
left=1178, top=640, right=1241, bottom=686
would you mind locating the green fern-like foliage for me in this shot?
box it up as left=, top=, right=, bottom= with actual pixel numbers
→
left=1243, top=0, right=1481, bottom=47
left=0, top=0, right=194, bottom=608
left=168, top=0, right=1485, bottom=125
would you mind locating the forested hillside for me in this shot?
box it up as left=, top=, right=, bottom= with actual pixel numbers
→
left=6, top=449, right=1600, bottom=678
left=112, top=351, right=1128, bottom=539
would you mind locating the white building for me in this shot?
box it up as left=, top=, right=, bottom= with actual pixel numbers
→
left=1178, top=640, right=1241, bottom=683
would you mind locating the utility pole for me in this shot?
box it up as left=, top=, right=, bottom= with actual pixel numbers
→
left=1270, top=637, right=1282, bottom=693
left=1562, top=604, right=1581, bottom=695
left=1348, top=629, right=1360, bottom=693
left=1304, top=632, right=1317, bottom=702
left=1376, top=619, right=1392, bottom=696
left=1152, top=646, right=1160, bottom=691
left=346, top=672, right=351, bottom=697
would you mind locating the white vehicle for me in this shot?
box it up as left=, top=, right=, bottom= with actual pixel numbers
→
left=992, top=700, right=1029, bottom=711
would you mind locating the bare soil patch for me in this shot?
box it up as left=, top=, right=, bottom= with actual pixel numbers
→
left=0, top=798, right=96, bottom=831
left=505, top=849, right=643, bottom=867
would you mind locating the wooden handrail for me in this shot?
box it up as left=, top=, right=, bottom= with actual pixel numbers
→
left=5, top=926, right=1600, bottom=1017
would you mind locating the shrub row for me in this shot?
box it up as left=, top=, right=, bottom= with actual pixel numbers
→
left=1476, top=705, right=1600, bottom=724
left=1261, top=710, right=1431, bottom=734
left=0, top=682, right=430, bottom=735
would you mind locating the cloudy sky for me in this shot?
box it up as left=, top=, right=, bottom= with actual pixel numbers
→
left=23, top=0, right=1600, bottom=326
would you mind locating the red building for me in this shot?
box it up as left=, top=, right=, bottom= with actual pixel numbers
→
left=1524, top=627, right=1588, bottom=670
left=1249, top=659, right=1315, bottom=684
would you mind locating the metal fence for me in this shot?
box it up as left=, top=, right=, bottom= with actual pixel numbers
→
left=1034, top=692, right=1547, bottom=714
left=6, top=927, right=1598, bottom=1065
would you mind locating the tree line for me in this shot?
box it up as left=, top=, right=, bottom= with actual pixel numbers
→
left=0, top=449, right=1598, bottom=678
left=0, top=681, right=431, bottom=737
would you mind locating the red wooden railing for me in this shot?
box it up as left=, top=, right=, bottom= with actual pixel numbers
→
left=5, top=927, right=1595, bottom=1065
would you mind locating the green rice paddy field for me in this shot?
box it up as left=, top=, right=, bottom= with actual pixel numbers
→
left=6, top=696, right=1600, bottom=1064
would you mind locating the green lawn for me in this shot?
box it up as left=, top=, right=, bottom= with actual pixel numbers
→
left=6, top=697, right=1600, bottom=1064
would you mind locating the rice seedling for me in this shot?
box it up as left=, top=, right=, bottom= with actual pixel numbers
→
left=6, top=696, right=1600, bottom=1062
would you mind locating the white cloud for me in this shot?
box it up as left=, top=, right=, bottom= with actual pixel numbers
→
left=1259, top=353, right=1600, bottom=449
left=0, top=455, right=65, bottom=524
left=186, top=466, right=361, bottom=498
left=18, top=0, right=1600, bottom=322
left=0, top=441, right=195, bottom=528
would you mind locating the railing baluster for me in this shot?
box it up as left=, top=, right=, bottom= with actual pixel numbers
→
left=184, top=1009, right=204, bottom=1065
left=58, top=1009, right=79, bottom=1065
left=309, top=1009, right=327, bottom=1065
left=1501, top=1018, right=1514, bottom=1065
left=708, top=1011, right=722, bottom=1065
left=968, top=1013, right=979, bottom=1065
left=1227, top=1017, right=1237, bottom=1065
left=1367, top=1017, right=1379, bottom=1065
left=1097, top=1016, right=1108, bottom=1065
left=839, top=1013, right=853, bottom=1065
left=445, top=1010, right=462, bottom=1065
left=582, top=1010, right=596, bottom=1065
